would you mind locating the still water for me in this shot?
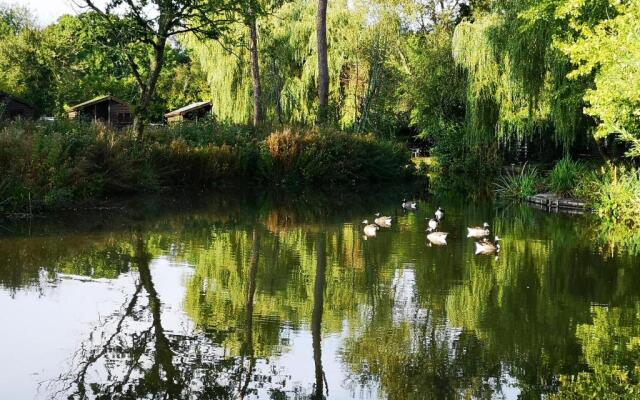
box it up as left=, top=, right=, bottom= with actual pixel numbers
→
left=1, top=192, right=638, bottom=399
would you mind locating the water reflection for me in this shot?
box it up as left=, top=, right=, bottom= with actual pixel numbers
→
left=1, top=192, right=640, bottom=399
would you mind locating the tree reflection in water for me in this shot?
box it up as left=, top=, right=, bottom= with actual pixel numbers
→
left=47, top=232, right=286, bottom=399
left=312, top=233, right=327, bottom=400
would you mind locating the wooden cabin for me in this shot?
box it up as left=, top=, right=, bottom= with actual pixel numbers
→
left=67, top=95, right=133, bottom=129
left=165, top=101, right=212, bottom=124
left=0, top=92, right=35, bottom=120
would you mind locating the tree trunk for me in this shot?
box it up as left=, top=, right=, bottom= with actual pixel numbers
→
left=132, top=37, right=167, bottom=141
left=316, top=0, right=329, bottom=124
left=248, top=17, right=263, bottom=126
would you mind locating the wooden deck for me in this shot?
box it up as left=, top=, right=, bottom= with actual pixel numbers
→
left=526, top=193, right=587, bottom=214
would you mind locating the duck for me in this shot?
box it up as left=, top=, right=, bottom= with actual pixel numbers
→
left=374, top=213, right=392, bottom=227
left=362, top=220, right=380, bottom=237
left=402, top=199, right=417, bottom=210
left=435, top=207, right=445, bottom=221
left=427, top=231, right=449, bottom=245
left=467, top=222, right=490, bottom=238
left=475, top=236, right=501, bottom=255
left=426, top=218, right=438, bottom=232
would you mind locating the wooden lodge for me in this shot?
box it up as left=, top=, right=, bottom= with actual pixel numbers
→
left=165, top=101, right=212, bottom=124
left=0, top=92, right=35, bottom=120
left=67, top=95, right=133, bottom=128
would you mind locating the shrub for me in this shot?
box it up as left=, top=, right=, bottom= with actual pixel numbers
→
left=150, top=138, right=255, bottom=187
left=262, top=128, right=412, bottom=186
left=494, top=164, right=541, bottom=201
left=427, top=122, right=500, bottom=198
left=589, top=166, right=640, bottom=226
left=547, top=157, right=587, bottom=196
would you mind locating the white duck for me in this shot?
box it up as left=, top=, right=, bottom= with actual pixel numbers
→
left=427, top=231, right=449, bottom=246
left=362, top=220, right=380, bottom=237
left=374, top=213, right=392, bottom=227
left=475, top=236, right=501, bottom=255
left=435, top=207, right=445, bottom=221
left=467, top=222, right=490, bottom=238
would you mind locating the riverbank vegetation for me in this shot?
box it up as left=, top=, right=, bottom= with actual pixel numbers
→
left=0, top=120, right=412, bottom=213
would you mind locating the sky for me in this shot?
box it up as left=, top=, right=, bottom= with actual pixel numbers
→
left=13, top=0, right=86, bottom=26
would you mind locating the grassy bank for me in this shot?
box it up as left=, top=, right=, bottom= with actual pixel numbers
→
left=0, top=120, right=413, bottom=214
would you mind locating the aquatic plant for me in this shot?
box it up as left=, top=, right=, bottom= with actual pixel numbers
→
left=494, top=163, right=541, bottom=201
left=547, top=157, right=587, bottom=196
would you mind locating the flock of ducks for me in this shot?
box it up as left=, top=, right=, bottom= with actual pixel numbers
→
left=362, top=201, right=502, bottom=256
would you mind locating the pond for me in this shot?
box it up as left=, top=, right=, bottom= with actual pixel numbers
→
left=1, top=191, right=639, bottom=399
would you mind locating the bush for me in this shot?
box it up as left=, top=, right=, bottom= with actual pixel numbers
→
left=547, top=157, right=587, bottom=196
left=584, top=166, right=640, bottom=226
left=494, top=163, right=541, bottom=201
left=262, top=128, right=412, bottom=186
left=427, top=122, right=500, bottom=198
left=0, top=120, right=155, bottom=212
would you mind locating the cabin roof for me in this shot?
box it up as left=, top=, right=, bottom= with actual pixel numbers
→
left=0, top=92, right=34, bottom=109
left=67, top=95, right=129, bottom=111
left=165, top=101, right=211, bottom=117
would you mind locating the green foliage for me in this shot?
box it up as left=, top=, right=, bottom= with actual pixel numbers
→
left=556, top=0, right=640, bottom=157
left=187, top=0, right=407, bottom=134
left=0, top=120, right=412, bottom=213
left=0, top=120, right=154, bottom=211
left=589, top=166, right=640, bottom=226
left=547, top=157, right=586, bottom=196
left=494, top=164, right=541, bottom=201
left=0, top=7, right=209, bottom=120
left=452, top=2, right=586, bottom=149
left=262, top=128, right=412, bottom=185
left=404, top=24, right=465, bottom=140
left=426, top=122, right=500, bottom=198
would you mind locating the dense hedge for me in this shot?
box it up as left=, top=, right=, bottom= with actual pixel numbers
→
left=0, top=121, right=413, bottom=213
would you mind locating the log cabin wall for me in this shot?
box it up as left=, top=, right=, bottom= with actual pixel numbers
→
left=109, top=100, right=133, bottom=129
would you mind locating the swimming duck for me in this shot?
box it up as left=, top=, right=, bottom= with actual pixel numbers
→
left=374, top=213, right=392, bottom=227
left=427, top=231, right=449, bottom=245
left=362, top=220, right=380, bottom=237
left=426, top=218, right=438, bottom=232
left=475, top=236, right=501, bottom=255
left=467, top=222, right=490, bottom=238
left=402, top=199, right=417, bottom=210
left=435, top=207, right=445, bottom=221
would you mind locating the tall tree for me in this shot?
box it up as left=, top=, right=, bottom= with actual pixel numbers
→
left=316, top=0, right=329, bottom=123
left=80, top=0, right=249, bottom=138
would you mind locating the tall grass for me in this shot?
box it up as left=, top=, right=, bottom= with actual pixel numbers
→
left=0, top=121, right=412, bottom=213
left=547, top=157, right=586, bottom=196
left=262, top=128, right=412, bottom=186
left=494, top=163, right=541, bottom=201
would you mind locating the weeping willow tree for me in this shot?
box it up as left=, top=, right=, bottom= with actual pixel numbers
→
left=186, top=0, right=404, bottom=130
left=452, top=1, right=588, bottom=150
